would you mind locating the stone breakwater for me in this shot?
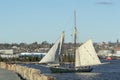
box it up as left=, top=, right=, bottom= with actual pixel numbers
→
left=0, top=62, right=55, bottom=80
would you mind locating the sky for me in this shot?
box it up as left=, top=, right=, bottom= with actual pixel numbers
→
left=0, top=0, right=120, bottom=43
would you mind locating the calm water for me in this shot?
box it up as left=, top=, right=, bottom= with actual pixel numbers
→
left=21, top=60, right=120, bottom=80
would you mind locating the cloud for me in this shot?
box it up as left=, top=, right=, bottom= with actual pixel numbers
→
left=96, top=2, right=113, bottom=5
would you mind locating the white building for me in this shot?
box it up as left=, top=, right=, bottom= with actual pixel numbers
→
left=97, top=50, right=113, bottom=57
left=0, top=49, right=13, bottom=55
left=19, top=52, right=46, bottom=56
left=113, top=51, right=120, bottom=57
left=0, top=54, right=19, bottom=58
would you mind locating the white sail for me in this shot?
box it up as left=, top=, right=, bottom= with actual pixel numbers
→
left=39, top=32, right=64, bottom=64
left=75, top=39, right=101, bottom=67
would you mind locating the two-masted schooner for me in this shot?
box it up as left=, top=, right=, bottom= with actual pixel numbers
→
left=39, top=11, right=101, bottom=73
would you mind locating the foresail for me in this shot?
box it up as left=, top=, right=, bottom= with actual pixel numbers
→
left=75, top=39, right=101, bottom=67
left=39, top=32, right=64, bottom=64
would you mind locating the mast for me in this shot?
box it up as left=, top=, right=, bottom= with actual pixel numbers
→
left=74, top=10, right=77, bottom=64
left=60, top=31, right=65, bottom=63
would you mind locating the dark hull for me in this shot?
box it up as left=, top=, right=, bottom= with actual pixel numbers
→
left=50, top=67, right=93, bottom=73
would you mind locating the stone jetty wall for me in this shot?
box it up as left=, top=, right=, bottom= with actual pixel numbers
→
left=0, top=62, right=55, bottom=80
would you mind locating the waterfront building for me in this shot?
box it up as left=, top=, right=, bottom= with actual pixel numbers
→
left=97, top=50, right=113, bottom=58
left=0, top=49, right=13, bottom=55
left=19, top=52, right=46, bottom=57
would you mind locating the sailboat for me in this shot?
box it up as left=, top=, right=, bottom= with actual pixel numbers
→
left=39, top=32, right=101, bottom=73
left=39, top=11, right=101, bottom=73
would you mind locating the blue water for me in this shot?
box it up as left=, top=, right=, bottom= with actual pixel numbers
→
left=21, top=60, right=120, bottom=80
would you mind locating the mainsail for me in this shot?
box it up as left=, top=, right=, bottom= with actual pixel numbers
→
left=39, top=32, right=64, bottom=64
left=75, top=39, right=101, bottom=67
